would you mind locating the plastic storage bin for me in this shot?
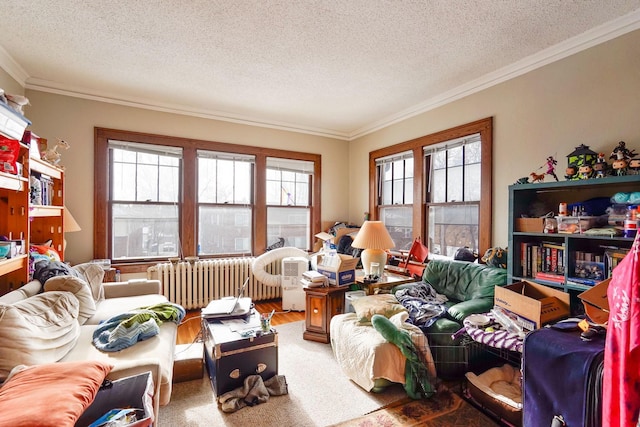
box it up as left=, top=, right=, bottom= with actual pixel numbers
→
left=345, top=290, right=366, bottom=313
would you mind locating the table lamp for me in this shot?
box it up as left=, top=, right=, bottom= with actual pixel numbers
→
left=350, top=221, right=395, bottom=276
left=63, top=206, right=81, bottom=250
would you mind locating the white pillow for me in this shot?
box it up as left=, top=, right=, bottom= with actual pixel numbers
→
left=45, top=276, right=96, bottom=325
left=0, top=291, right=80, bottom=381
left=72, top=263, right=105, bottom=302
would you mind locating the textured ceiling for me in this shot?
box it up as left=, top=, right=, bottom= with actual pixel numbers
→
left=1, top=1, right=639, bottom=140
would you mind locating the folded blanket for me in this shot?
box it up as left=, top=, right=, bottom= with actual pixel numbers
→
left=395, top=283, right=448, bottom=328
left=93, top=303, right=185, bottom=352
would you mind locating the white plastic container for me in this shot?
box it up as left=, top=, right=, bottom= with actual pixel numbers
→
left=345, top=290, right=366, bottom=313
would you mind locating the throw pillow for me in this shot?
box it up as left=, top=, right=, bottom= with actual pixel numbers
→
left=0, top=291, right=80, bottom=380
left=351, top=294, right=407, bottom=325
left=0, top=360, right=113, bottom=427
left=72, top=262, right=106, bottom=302
left=44, top=276, right=96, bottom=324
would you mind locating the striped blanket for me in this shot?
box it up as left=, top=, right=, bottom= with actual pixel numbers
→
left=93, top=303, right=186, bottom=352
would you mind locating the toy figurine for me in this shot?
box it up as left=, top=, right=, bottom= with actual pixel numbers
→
left=578, top=163, right=593, bottom=179
left=545, top=156, right=559, bottom=181
left=565, top=164, right=578, bottom=180
left=629, top=158, right=640, bottom=175
left=529, top=172, right=545, bottom=183
left=514, top=176, right=529, bottom=185
left=610, top=140, right=636, bottom=161
left=593, top=153, right=608, bottom=178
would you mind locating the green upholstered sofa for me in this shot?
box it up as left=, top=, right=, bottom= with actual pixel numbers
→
left=392, top=259, right=508, bottom=378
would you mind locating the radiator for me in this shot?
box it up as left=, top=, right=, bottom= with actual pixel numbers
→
left=147, top=258, right=282, bottom=310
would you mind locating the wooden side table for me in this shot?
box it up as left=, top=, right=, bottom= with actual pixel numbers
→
left=303, top=286, right=347, bottom=343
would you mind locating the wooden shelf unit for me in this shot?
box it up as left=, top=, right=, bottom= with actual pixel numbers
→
left=0, top=116, right=65, bottom=295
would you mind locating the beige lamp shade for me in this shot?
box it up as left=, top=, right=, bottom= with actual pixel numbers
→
left=64, top=206, right=81, bottom=233
left=351, top=221, right=395, bottom=275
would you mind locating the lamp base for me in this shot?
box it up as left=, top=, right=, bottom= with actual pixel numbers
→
left=361, top=248, right=387, bottom=276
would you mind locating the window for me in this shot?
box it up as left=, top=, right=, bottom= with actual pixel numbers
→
left=369, top=118, right=493, bottom=259
left=376, top=152, right=414, bottom=251
left=426, top=135, right=481, bottom=257
left=94, top=128, right=321, bottom=271
left=266, top=157, right=314, bottom=250
left=198, top=151, right=254, bottom=255
left=109, top=141, right=182, bottom=260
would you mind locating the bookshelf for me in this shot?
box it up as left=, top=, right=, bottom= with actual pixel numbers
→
left=0, top=108, right=65, bottom=294
left=507, top=175, right=639, bottom=311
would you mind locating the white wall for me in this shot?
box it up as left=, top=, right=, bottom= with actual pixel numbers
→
left=349, top=29, right=640, bottom=248
left=19, top=93, right=350, bottom=264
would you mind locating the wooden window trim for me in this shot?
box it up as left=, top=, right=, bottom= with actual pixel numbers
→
left=94, top=127, right=321, bottom=273
left=368, top=117, right=493, bottom=255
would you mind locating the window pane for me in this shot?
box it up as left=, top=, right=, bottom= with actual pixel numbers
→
left=266, top=181, right=281, bottom=205
left=380, top=206, right=413, bottom=251
left=382, top=181, right=392, bottom=205
left=447, top=165, right=463, bottom=202
left=448, top=146, right=463, bottom=167
left=113, top=162, right=136, bottom=201
left=392, top=179, right=404, bottom=204
left=234, top=161, right=251, bottom=203
left=465, top=141, right=481, bottom=164
left=198, top=206, right=252, bottom=255
left=428, top=204, right=479, bottom=257
left=405, top=178, right=413, bottom=204
left=431, top=168, right=445, bottom=203
left=267, top=207, right=310, bottom=250
left=433, top=151, right=446, bottom=169
left=295, top=182, right=309, bottom=206
left=198, top=158, right=217, bottom=203
left=464, top=163, right=481, bottom=201
left=384, top=163, right=393, bottom=181
left=216, top=160, right=234, bottom=202
left=158, top=165, right=179, bottom=202
left=404, top=157, right=414, bottom=178
left=112, top=148, right=179, bottom=203
left=112, top=203, right=179, bottom=260
left=266, top=166, right=311, bottom=207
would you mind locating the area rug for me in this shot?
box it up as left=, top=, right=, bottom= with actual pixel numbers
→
left=330, top=387, right=499, bottom=427
left=158, top=320, right=408, bottom=426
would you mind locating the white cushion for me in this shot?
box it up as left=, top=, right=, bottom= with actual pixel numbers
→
left=84, top=294, right=168, bottom=325
left=0, top=291, right=80, bottom=380
left=45, top=276, right=96, bottom=325
left=72, top=263, right=105, bottom=302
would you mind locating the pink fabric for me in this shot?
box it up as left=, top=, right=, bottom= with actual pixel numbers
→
left=603, top=234, right=640, bottom=427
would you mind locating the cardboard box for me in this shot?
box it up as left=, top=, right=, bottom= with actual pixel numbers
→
left=515, top=217, right=544, bottom=232
left=494, top=281, right=570, bottom=331
left=173, top=343, right=204, bottom=383
left=316, top=254, right=359, bottom=286
left=578, top=278, right=610, bottom=326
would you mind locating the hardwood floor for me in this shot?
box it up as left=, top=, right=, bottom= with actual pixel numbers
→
left=176, top=299, right=305, bottom=345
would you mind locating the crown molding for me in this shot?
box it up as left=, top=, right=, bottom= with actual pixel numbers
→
left=24, top=78, right=352, bottom=141
left=4, top=9, right=640, bottom=142
left=0, top=45, right=29, bottom=86
left=349, top=9, right=640, bottom=140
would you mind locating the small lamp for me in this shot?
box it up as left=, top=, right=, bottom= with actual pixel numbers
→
left=63, top=206, right=81, bottom=250
left=350, top=221, right=395, bottom=276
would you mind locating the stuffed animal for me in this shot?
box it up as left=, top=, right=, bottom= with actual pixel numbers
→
left=42, top=138, right=70, bottom=165
left=371, top=314, right=435, bottom=399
